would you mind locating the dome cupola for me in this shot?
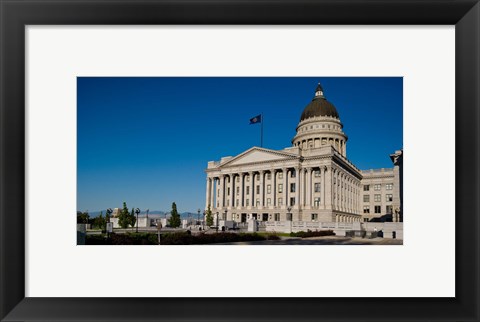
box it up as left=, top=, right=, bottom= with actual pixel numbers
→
left=300, top=83, right=339, bottom=121
left=292, top=82, right=348, bottom=157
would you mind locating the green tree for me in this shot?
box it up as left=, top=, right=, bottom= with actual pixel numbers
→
left=168, top=202, right=181, bottom=228
left=118, top=202, right=131, bottom=229
left=94, top=211, right=106, bottom=230
left=129, top=207, right=137, bottom=230
left=205, top=205, right=213, bottom=226
left=77, top=211, right=89, bottom=224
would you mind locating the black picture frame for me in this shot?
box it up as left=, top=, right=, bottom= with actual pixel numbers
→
left=1, top=0, right=479, bottom=321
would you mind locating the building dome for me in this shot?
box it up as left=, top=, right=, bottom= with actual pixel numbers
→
left=300, top=83, right=339, bottom=121
left=292, top=82, right=347, bottom=156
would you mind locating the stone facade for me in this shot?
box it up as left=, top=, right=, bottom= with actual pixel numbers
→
left=205, top=83, right=403, bottom=224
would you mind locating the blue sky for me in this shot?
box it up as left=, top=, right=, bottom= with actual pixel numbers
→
left=77, top=77, right=402, bottom=213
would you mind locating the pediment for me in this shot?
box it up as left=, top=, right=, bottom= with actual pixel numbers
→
left=220, top=147, right=298, bottom=167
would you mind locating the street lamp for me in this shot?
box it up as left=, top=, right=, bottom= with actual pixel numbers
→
left=216, top=212, right=219, bottom=232
left=223, top=209, right=228, bottom=232
left=106, top=208, right=113, bottom=222
left=135, top=208, right=140, bottom=233
left=197, top=208, right=200, bottom=226
left=146, top=208, right=149, bottom=227
left=106, top=208, right=113, bottom=238
left=202, top=210, right=206, bottom=231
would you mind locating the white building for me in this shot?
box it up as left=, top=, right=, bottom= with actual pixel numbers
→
left=205, top=83, right=402, bottom=225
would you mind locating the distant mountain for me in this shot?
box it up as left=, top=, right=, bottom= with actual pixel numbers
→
left=81, top=210, right=200, bottom=219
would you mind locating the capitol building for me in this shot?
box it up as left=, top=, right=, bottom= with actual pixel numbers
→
left=205, top=83, right=403, bottom=226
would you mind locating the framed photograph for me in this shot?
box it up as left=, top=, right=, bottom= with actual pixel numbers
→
left=1, top=0, right=479, bottom=321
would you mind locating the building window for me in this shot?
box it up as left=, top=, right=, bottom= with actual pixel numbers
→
left=314, top=170, right=320, bottom=177
left=363, top=206, right=370, bottom=214
left=374, top=205, right=381, bottom=213
left=364, top=218, right=369, bottom=222
left=236, top=177, right=239, bottom=182
left=236, top=199, right=239, bottom=206
left=256, top=185, right=260, bottom=194
left=374, top=194, right=381, bottom=202
left=256, top=175, right=259, bottom=181
left=290, top=197, right=296, bottom=206
left=246, top=199, right=249, bottom=206
left=227, top=188, right=230, bottom=195
left=374, top=184, right=381, bottom=191
left=334, top=177, right=336, bottom=184
left=386, top=205, right=393, bottom=213
left=291, top=170, right=296, bottom=178
left=236, top=187, right=239, bottom=195
left=386, top=194, right=393, bottom=202
left=246, top=186, right=250, bottom=195
left=246, top=176, right=250, bottom=182
left=363, top=185, right=369, bottom=191
left=267, top=173, right=271, bottom=180
left=278, top=184, right=283, bottom=193
left=278, top=198, right=283, bottom=206
left=314, top=197, right=320, bottom=207
left=290, top=183, right=296, bottom=193
left=386, top=183, right=393, bottom=190
left=278, top=172, right=283, bottom=179
left=267, top=198, right=271, bottom=206
left=311, top=213, right=318, bottom=221
left=314, top=183, right=321, bottom=192
left=267, top=185, right=271, bottom=194
left=274, top=213, right=280, bottom=221
left=256, top=199, right=260, bottom=206
left=363, top=195, right=370, bottom=202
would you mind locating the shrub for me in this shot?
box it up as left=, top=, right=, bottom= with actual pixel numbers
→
left=86, top=232, right=158, bottom=245
left=160, top=232, right=267, bottom=245
left=85, top=234, right=108, bottom=245
left=266, top=233, right=281, bottom=240
left=289, top=230, right=335, bottom=238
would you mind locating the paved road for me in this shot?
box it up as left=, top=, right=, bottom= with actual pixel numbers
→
left=216, top=236, right=403, bottom=245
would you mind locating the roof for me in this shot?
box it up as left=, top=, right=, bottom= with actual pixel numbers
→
left=300, top=97, right=339, bottom=121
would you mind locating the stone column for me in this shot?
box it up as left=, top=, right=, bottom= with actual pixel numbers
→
left=205, top=177, right=211, bottom=209
left=282, top=168, right=288, bottom=208
left=298, top=168, right=304, bottom=208
left=295, top=167, right=300, bottom=209
left=259, top=170, right=265, bottom=208
left=272, top=169, right=276, bottom=207
left=230, top=174, right=235, bottom=209
left=219, top=175, right=225, bottom=208
left=340, top=174, right=344, bottom=212
left=211, top=177, right=217, bottom=209
left=324, top=166, right=332, bottom=210
left=250, top=171, right=255, bottom=208
left=306, top=168, right=312, bottom=208
left=239, top=173, right=245, bottom=208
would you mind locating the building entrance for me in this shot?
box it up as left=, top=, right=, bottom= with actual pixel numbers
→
left=262, top=213, right=268, bottom=221
left=252, top=213, right=258, bottom=220
left=241, top=213, right=247, bottom=223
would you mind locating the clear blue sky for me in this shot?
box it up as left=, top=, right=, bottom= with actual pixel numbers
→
left=77, top=77, right=402, bottom=213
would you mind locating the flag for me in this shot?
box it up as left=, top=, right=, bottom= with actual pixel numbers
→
left=249, top=114, right=262, bottom=124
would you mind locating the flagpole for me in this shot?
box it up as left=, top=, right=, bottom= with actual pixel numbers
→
left=261, top=113, right=263, bottom=147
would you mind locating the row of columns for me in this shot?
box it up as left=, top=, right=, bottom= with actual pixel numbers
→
left=335, top=214, right=361, bottom=222
left=332, top=168, right=361, bottom=214
left=294, top=137, right=346, bottom=156
left=205, top=166, right=361, bottom=214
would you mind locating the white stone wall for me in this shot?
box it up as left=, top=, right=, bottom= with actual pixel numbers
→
left=360, top=169, right=395, bottom=222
